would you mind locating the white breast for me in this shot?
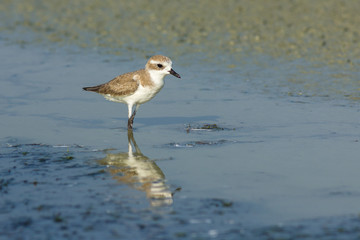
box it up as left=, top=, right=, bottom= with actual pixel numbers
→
left=127, top=84, right=164, bottom=104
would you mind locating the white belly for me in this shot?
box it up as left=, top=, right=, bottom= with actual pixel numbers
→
left=103, top=84, right=164, bottom=105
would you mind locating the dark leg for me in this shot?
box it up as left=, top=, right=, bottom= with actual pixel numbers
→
left=127, top=109, right=137, bottom=129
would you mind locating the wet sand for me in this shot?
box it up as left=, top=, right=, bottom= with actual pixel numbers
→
left=1, top=0, right=360, bottom=63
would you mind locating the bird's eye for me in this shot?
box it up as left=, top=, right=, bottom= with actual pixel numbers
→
left=157, top=64, right=163, bottom=68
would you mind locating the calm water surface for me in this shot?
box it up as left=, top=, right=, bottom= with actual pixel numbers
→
left=1, top=39, right=360, bottom=239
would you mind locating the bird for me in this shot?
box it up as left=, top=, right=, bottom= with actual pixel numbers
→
left=83, top=55, right=181, bottom=129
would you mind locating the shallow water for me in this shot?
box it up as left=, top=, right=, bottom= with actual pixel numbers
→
left=1, top=1, right=360, bottom=238
left=1, top=38, right=360, bottom=239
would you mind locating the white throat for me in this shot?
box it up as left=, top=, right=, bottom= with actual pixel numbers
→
left=148, top=69, right=166, bottom=87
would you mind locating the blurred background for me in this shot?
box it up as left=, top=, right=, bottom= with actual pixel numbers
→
left=1, top=0, right=359, bottom=100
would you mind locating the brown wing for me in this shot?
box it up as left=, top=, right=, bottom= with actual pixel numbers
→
left=83, top=70, right=142, bottom=96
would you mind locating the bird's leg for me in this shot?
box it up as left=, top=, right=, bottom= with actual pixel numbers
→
left=128, top=110, right=136, bottom=129
left=127, top=104, right=134, bottom=130
left=127, top=119, right=133, bottom=130
left=127, top=104, right=139, bottom=130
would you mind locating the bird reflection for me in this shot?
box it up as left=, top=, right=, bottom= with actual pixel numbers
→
left=98, top=130, right=173, bottom=206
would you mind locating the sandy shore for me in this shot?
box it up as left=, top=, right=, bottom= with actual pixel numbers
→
left=1, top=0, right=360, bottom=65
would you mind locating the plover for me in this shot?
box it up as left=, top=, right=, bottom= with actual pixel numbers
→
left=83, top=55, right=181, bottom=129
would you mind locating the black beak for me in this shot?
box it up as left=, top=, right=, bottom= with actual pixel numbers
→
left=169, top=68, right=181, bottom=78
